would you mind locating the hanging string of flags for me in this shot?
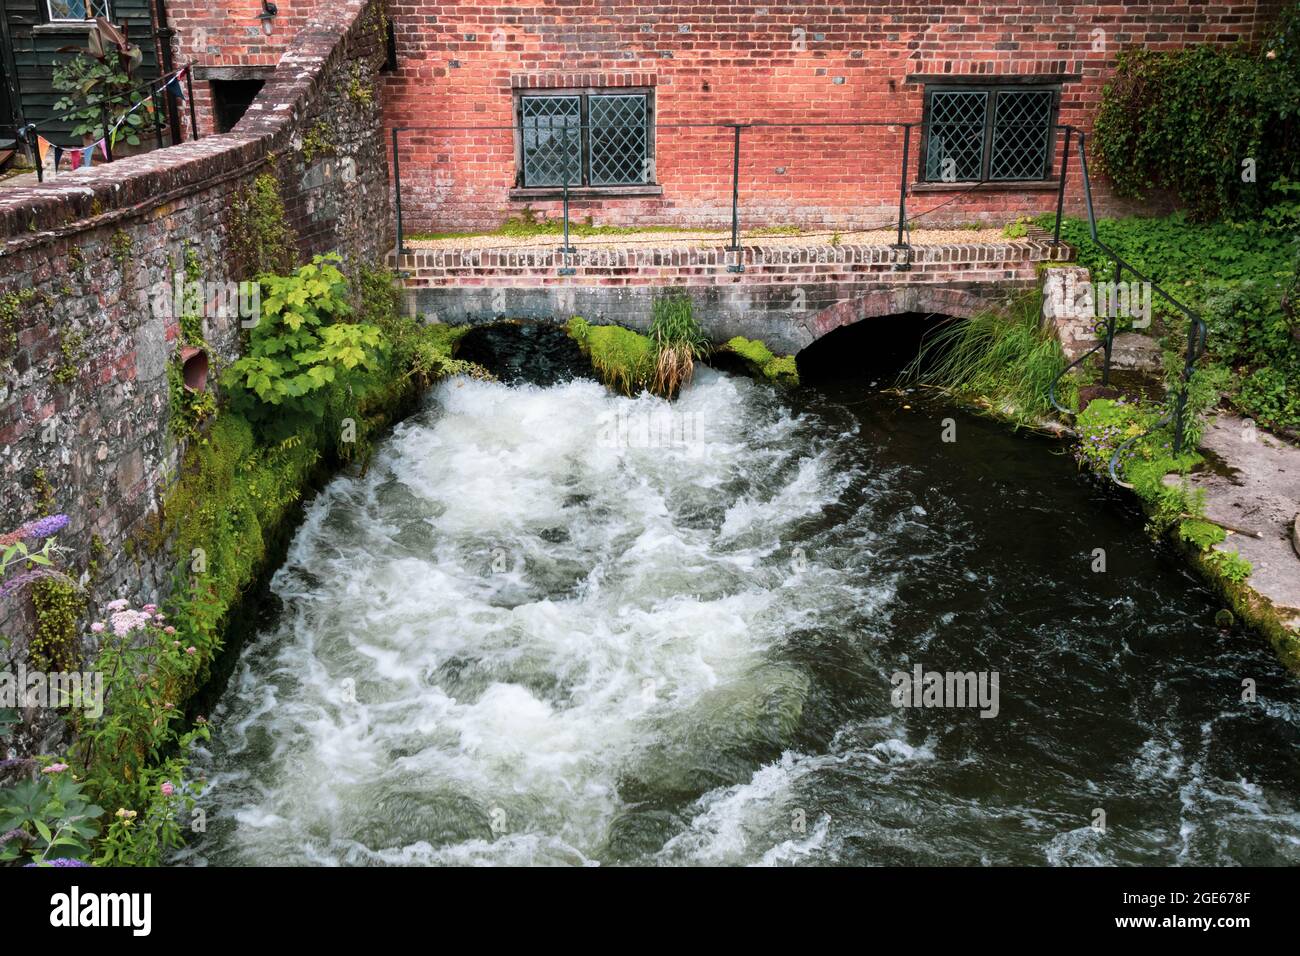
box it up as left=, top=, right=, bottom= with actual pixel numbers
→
left=33, top=67, right=189, bottom=176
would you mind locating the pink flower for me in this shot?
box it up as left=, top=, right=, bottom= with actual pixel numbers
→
left=105, top=599, right=129, bottom=612
left=90, top=622, right=105, bottom=633
left=164, top=626, right=176, bottom=635
left=185, top=646, right=197, bottom=655
left=41, top=763, right=69, bottom=774
left=160, top=781, right=175, bottom=797
left=143, top=604, right=158, bottom=614
left=110, top=609, right=150, bottom=636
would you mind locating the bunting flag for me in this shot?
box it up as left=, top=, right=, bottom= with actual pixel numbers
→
left=69, top=149, right=82, bottom=172
left=53, top=146, right=64, bottom=172
left=166, top=72, right=187, bottom=103
left=99, top=139, right=109, bottom=160
left=35, top=135, right=51, bottom=168
left=81, top=145, right=94, bottom=169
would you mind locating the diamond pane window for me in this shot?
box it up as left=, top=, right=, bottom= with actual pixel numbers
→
left=47, top=0, right=110, bottom=21
left=923, top=85, right=1057, bottom=183
left=925, top=91, right=987, bottom=183
left=518, top=91, right=653, bottom=189
left=521, top=95, right=582, bottom=187
left=989, top=90, right=1054, bottom=180
left=589, top=95, right=649, bottom=185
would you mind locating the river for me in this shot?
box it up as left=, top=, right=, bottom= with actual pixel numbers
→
left=183, top=332, right=1300, bottom=866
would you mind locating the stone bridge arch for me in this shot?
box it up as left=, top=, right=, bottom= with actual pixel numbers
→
left=780, top=286, right=1002, bottom=355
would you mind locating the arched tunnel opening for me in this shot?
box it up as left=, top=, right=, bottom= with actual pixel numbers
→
left=795, top=311, right=958, bottom=385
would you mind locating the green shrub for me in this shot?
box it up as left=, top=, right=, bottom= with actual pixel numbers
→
left=1043, top=212, right=1300, bottom=431
left=223, top=255, right=387, bottom=443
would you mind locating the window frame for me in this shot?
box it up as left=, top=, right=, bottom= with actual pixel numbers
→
left=44, top=0, right=111, bottom=24
left=918, top=82, right=1060, bottom=185
left=513, top=87, right=657, bottom=192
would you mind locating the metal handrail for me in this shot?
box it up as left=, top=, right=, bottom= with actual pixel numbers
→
left=389, top=118, right=1077, bottom=259
left=1045, top=131, right=1209, bottom=485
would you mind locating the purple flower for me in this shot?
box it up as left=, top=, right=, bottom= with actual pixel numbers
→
left=24, top=858, right=91, bottom=867
left=0, top=568, right=59, bottom=601
left=0, top=514, right=69, bottom=548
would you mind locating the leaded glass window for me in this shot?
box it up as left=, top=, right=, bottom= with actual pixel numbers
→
left=518, top=90, right=653, bottom=189
left=47, top=0, right=110, bottom=22
left=923, top=85, right=1057, bottom=183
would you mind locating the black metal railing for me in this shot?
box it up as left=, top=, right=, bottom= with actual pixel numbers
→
left=388, top=119, right=1077, bottom=265
left=1046, top=131, right=1208, bottom=485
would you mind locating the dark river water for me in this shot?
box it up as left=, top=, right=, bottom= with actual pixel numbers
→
left=183, top=324, right=1300, bottom=866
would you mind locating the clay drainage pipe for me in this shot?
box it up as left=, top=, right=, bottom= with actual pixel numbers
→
left=180, top=346, right=209, bottom=392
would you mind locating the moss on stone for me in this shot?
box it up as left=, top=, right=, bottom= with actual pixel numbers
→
left=722, top=336, right=800, bottom=386
left=567, top=317, right=656, bottom=395
left=229, top=173, right=297, bottom=280
left=30, top=578, right=83, bottom=673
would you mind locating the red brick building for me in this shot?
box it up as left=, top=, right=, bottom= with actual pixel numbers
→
left=170, top=1, right=1287, bottom=234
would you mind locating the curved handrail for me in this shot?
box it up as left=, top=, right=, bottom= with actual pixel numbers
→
left=1053, top=131, right=1210, bottom=486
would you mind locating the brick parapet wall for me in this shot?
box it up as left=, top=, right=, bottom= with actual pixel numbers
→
left=395, top=235, right=1071, bottom=288
left=0, top=0, right=390, bottom=656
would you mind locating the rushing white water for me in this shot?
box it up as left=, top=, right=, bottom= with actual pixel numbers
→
left=187, top=371, right=891, bottom=865
left=186, top=366, right=1300, bottom=867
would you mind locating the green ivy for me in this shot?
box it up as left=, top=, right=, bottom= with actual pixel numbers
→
left=1092, top=6, right=1300, bottom=220
left=1043, top=211, right=1300, bottom=430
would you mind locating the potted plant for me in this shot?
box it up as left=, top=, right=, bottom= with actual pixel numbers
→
left=51, top=18, right=161, bottom=160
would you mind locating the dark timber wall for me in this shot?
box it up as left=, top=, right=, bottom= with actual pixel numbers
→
left=1, top=2, right=162, bottom=143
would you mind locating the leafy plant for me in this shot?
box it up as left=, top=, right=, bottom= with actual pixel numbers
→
left=0, top=770, right=103, bottom=865
left=51, top=18, right=157, bottom=149
left=223, top=256, right=387, bottom=441
left=1043, top=211, right=1300, bottom=431
left=1205, top=547, right=1253, bottom=584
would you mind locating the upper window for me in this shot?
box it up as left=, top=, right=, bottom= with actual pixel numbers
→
left=517, top=90, right=654, bottom=189
left=922, top=85, right=1058, bottom=183
left=46, top=1, right=111, bottom=21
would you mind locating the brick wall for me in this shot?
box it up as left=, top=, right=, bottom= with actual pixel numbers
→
left=380, top=0, right=1287, bottom=234
left=0, top=0, right=389, bottom=657
left=167, top=0, right=317, bottom=135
